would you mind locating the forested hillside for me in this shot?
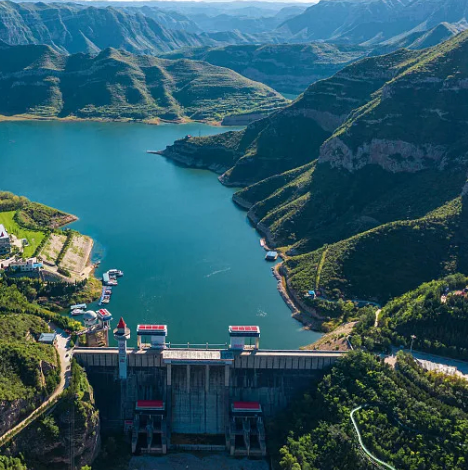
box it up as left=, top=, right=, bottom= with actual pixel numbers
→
left=272, top=351, right=468, bottom=470
left=353, top=274, right=468, bottom=360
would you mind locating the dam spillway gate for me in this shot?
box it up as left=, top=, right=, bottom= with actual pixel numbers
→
left=74, top=346, right=344, bottom=456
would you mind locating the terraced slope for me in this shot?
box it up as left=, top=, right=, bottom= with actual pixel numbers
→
left=161, top=43, right=368, bottom=94
left=0, top=42, right=287, bottom=121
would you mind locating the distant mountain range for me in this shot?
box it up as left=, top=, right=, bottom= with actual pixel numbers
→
left=0, top=42, right=287, bottom=121
left=160, top=30, right=468, bottom=304
left=0, top=0, right=467, bottom=98
left=278, top=0, right=468, bottom=46
left=0, top=1, right=215, bottom=55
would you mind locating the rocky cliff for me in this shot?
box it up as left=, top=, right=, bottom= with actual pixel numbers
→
left=161, top=48, right=419, bottom=185
left=8, top=362, right=100, bottom=470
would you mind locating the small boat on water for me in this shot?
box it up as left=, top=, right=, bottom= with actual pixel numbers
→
left=70, top=303, right=87, bottom=310
left=260, top=238, right=266, bottom=248
left=102, top=272, right=118, bottom=286
left=108, top=269, right=124, bottom=277
left=265, top=251, right=279, bottom=261
left=71, top=308, right=85, bottom=316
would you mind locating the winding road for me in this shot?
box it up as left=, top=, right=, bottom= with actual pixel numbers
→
left=350, top=406, right=396, bottom=470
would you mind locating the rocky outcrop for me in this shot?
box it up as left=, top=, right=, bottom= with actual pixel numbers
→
left=0, top=398, right=40, bottom=436
left=320, top=137, right=449, bottom=173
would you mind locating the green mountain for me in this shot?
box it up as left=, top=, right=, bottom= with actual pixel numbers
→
left=161, top=43, right=368, bottom=94
left=354, top=273, right=468, bottom=360
left=161, top=47, right=419, bottom=184
left=161, top=31, right=468, bottom=311
left=0, top=0, right=212, bottom=55
left=0, top=42, right=287, bottom=121
left=273, top=351, right=468, bottom=470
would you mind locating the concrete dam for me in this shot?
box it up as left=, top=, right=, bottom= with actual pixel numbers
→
left=74, top=320, right=345, bottom=457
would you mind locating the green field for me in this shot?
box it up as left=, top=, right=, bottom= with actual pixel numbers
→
left=0, top=211, right=45, bottom=258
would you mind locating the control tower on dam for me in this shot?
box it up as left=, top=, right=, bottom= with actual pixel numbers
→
left=74, top=320, right=345, bottom=457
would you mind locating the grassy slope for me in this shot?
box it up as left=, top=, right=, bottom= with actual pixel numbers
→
left=237, top=32, right=468, bottom=309
left=0, top=43, right=287, bottom=122
left=0, top=212, right=45, bottom=258
left=286, top=198, right=467, bottom=302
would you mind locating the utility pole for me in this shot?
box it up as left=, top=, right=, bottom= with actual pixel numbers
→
left=410, top=335, right=417, bottom=352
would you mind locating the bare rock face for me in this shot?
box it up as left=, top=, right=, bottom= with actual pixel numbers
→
left=8, top=364, right=101, bottom=470
left=0, top=398, right=39, bottom=436
left=320, top=137, right=448, bottom=173
left=8, top=397, right=100, bottom=469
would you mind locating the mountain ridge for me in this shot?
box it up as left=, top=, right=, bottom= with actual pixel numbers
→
left=0, top=41, right=287, bottom=121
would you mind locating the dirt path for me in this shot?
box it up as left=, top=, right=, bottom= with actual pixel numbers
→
left=302, top=322, right=357, bottom=351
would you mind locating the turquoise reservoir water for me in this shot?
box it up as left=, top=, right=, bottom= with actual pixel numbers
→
left=0, top=121, right=320, bottom=349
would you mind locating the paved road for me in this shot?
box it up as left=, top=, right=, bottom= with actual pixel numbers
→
left=390, top=348, right=468, bottom=380
left=0, top=325, right=72, bottom=445
left=350, top=406, right=396, bottom=470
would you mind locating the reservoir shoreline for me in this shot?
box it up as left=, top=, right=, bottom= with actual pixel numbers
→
left=0, top=120, right=320, bottom=349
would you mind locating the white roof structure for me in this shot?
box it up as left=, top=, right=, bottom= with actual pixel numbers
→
left=0, top=224, right=8, bottom=239
left=39, top=332, right=57, bottom=344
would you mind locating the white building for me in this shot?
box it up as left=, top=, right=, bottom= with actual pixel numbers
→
left=0, top=224, right=11, bottom=255
left=8, top=257, right=43, bottom=272
left=39, top=332, right=57, bottom=345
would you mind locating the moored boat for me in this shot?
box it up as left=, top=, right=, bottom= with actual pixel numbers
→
left=265, top=251, right=279, bottom=261
left=70, top=303, right=87, bottom=310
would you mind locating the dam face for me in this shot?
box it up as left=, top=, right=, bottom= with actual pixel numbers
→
left=75, top=347, right=344, bottom=456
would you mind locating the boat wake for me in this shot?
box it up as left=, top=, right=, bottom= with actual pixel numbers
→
left=205, top=267, right=231, bottom=278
